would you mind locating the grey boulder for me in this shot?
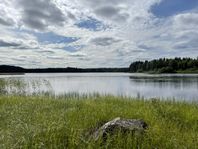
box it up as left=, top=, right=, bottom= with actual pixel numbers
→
left=92, top=117, right=148, bottom=141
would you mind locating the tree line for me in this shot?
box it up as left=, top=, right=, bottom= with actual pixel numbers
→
left=0, top=65, right=129, bottom=73
left=1, top=57, right=198, bottom=73
left=129, top=57, right=198, bottom=73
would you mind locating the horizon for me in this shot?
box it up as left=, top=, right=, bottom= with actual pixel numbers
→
left=1, top=57, right=197, bottom=69
left=0, top=64, right=128, bottom=69
left=0, top=0, right=198, bottom=68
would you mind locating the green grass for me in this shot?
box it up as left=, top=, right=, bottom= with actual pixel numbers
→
left=0, top=95, right=198, bottom=149
left=176, top=68, right=198, bottom=74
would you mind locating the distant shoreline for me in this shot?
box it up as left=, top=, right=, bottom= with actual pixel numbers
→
left=1, top=72, right=198, bottom=75
left=0, top=73, right=25, bottom=75
left=1, top=57, right=198, bottom=74
left=0, top=65, right=129, bottom=73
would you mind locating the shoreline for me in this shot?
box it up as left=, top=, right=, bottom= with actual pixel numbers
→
left=0, top=73, right=25, bottom=75
left=0, top=71, right=198, bottom=74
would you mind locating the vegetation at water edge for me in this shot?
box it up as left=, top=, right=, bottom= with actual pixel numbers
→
left=0, top=94, right=198, bottom=149
left=130, top=57, right=198, bottom=73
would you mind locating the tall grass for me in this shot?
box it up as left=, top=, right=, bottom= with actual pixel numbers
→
left=0, top=95, right=198, bottom=149
left=0, top=78, right=52, bottom=96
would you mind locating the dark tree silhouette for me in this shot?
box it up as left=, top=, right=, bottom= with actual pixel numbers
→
left=129, top=57, right=198, bottom=73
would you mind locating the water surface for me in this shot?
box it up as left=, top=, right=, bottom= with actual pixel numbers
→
left=0, top=73, right=198, bottom=100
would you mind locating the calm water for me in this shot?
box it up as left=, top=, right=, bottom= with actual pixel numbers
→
left=0, top=73, right=198, bottom=100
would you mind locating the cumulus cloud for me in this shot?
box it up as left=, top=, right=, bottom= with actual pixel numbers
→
left=0, top=17, right=14, bottom=26
left=94, top=6, right=130, bottom=22
left=18, top=0, right=66, bottom=30
left=0, top=0, right=17, bottom=27
left=0, top=39, right=21, bottom=47
left=90, top=37, right=122, bottom=46
left=0, top=0, right=197, bottom=68
left=173, top=12, right=198, bottom=29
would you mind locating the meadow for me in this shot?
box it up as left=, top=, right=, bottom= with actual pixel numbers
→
left=0, top=94, right=198, bottom=149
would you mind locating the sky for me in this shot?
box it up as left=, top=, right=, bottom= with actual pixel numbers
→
left=0, top=0, right=198, bottom=68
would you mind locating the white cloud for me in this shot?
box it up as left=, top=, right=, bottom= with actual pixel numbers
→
left=0, top=0, right=197, bottom=68
left=173, top=12, right=198, bottom=30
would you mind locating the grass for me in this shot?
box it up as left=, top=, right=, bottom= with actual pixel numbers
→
left=0, top=78, right=52, bottom=95
left=176, top=68, right=198, bottom=74
left=0, top=94, right=198, bottom=149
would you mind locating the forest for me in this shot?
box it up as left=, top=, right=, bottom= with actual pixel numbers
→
left=0, top=65, right=128, bottom=73
left=129, top=57, right=198, bottom=73
left=1, top=57, right=198, bottom=73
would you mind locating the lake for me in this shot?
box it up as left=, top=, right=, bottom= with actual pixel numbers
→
left=0, top=73, right=198, bottom=100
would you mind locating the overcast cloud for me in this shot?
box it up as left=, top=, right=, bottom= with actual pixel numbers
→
left=0, top=0, right=198, bottom=68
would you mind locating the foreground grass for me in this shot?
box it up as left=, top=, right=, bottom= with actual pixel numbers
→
left=0, top=95, right=198, bottom=149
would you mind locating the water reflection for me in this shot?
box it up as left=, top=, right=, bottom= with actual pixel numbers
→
left=0, top=73, right=198, bottom=100
left=129, top=75, right=198, bottom=89
left=128, top=74, right=198, bottom=100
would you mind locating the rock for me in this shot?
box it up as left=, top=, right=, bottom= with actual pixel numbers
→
left=92, top=117, right=148, bottom=141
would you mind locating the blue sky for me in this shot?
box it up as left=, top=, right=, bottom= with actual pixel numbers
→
left=35, top=32, right=79, bottom=44
left=151, top=0, right=198, bottom=17
left=75, top=17, right=107, bottom=31
left=0, top=0, right=198, bottom=68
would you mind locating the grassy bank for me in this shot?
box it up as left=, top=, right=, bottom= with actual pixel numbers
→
left=0, top=95, right=198, bottom=149
left=139, top=69, right=198, bottom=74
left=176, top=68, right=198, bottom=74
